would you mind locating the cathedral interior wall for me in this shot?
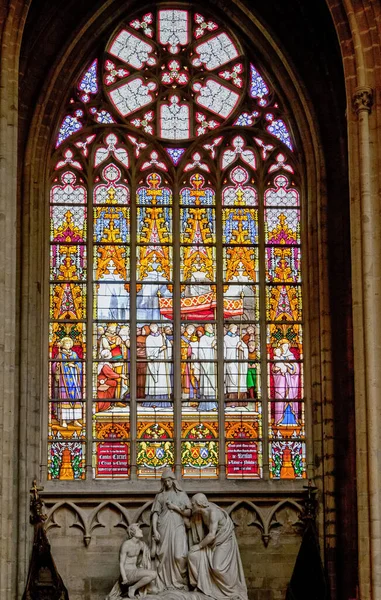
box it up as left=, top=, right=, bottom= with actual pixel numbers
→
left=18, top=1, right=352, bottom=598
left=3, top=1, right=379, bottom=599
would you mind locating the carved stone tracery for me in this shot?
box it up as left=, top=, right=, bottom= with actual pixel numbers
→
left=44, top=497, right=304, bottom=548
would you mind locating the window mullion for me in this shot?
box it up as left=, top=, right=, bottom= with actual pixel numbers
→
left=259, top=177, right=269, bottom=480
left=86, top=170, right=94, bottom=479
left=130, top=163, right=138, bottom=480
left=173, top=178, right=182, bottom=478
left=216, top=175, right=226, bottom=480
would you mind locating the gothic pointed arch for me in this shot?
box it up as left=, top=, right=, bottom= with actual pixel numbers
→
left=45, top=5, right=311, bottom=484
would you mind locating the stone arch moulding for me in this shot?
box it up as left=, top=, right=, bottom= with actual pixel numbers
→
left=18, top=0, right=334, bottom=597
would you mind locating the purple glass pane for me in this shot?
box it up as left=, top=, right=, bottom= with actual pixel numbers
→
left=165, top=147, right=186, bottom=165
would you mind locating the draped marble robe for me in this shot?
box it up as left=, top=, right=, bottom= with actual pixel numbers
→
left=151, top=484, right=191, bottom=592
left=188, top=502, right=248, bottom=600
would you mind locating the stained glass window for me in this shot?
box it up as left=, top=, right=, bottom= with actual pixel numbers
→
left=48, top=6, right=305, bottom=482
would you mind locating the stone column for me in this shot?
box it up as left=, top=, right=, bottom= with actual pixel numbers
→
left=0, top=2, right=32, bottom=597
left=0, top=21, right=20, bottom=600
left=351, top=86, right=381, bottom=600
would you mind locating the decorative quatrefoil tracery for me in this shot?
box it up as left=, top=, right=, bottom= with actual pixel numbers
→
left=56, top=7, right=294, bottom=150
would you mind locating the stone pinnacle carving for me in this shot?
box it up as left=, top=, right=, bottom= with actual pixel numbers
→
left=22, top=480, right=69, bottom=600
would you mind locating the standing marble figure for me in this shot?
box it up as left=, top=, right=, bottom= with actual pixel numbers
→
left=188, top=493, right=248, bottom=600
left=150, top=468, right=191, bottom=592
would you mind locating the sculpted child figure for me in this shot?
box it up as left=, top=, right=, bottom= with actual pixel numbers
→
left=106, top=523, right=156, bottom=600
